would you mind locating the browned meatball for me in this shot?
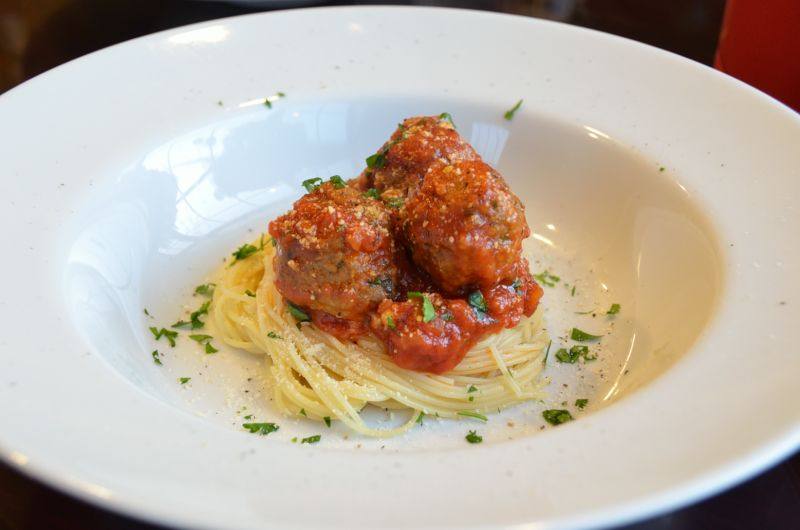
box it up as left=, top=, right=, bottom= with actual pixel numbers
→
left=268, top=182, right=397, bottom=323
left=402, top=159, right=530, bottom=294
left=362, top=115, right=478, bottom=198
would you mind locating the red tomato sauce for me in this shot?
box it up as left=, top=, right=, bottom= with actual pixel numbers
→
left=368, top=278, right=542, bottom=374
left=269, top=115, right=543, bottom=374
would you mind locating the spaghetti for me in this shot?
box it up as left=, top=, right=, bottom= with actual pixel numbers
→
left=209, top=242, right=549, bottom=437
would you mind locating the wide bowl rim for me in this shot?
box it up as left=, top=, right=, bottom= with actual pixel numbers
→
left=1, top=5, right=799, bottom=530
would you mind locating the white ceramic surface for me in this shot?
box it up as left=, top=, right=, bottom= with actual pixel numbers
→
left=0, top=6, right=799, bottom=529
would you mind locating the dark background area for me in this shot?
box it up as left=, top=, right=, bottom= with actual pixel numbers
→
left=0, top=0, right=730, bottom=92
left=1, top=1, right=799, bottom=529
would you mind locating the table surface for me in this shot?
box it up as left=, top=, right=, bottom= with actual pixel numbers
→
left=1, top=1, right=799, bottom=529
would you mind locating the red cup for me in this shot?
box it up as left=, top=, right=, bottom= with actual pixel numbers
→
left=715, top=0, right=800, bottom=112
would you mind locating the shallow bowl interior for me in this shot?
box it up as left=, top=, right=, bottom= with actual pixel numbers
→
left=63, top=97, right=723, bottom=445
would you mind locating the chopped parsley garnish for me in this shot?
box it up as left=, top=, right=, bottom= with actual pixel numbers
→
left=301, top=177, right=323, bottom=193
left=465, top=430, right=483, bottom=444
left=659, top=166, right=665, bottom=172
left=364, top=188, right=380, bottom=199
left=230, top=243, right=259, bottom=266
left=179, top=377, right=191, bottom=385
left=328, top=175, right=346, bottom=189
left=263, top=92, right=285, bottom=108
left=416, top=411, right=425, bottom=424
left=287, top=302, right=310, bottom=324
left=172, top=301, right=212, bottom=330
left=267, top=331, right=282, bottom=339
left=291, top=437, right=298, bottom=443
left=143, top=308, right=152, bottom=317
left=533, top=270, right=560, bottom=287
left=555, top=345, right=592, bottom=363
left=194, top=283, right=215, bottom=296
left=383, top=197, right=404, bottom=209
left=242, top=422, right=279, bottom=435
left=571, top=285, right=576, bottom=297
left=543, top=340, right=552, bottom=364
left=386, top=315, right=396, bottom=330
left=323, top=416, right=331, bottom=427
left=606, top=303, right=621, bottom=315
left=511, top=278, right=523, bottom=294
left=468, top=291, right=488, bottom=312
left=554, top=348, right=570, bottom=362
left=190, top=301, right=211, bottom=329
left=188, top=333, right=218, bottom=354
left=503, top=99, right=523, bottom=121
left=438, top=112, right=455, bottom=127
left=575, top=398, right=589, bottom=409
left=407, top=292, right=435, bottom=323
left=244, top=414, right=253, bottom=420
left=299, top=408, right=307, bottom=417
left=269, top=236, right=277, bottom=247
left=151, top=350, right=163, bottom=365
left=457, top=411, right=488, bottom=422
left=467, top=291, right=489, bottom=318
left=440, top=312, right=454, bottom=321
left=245, top=289, right=256, bottom=297
left=571, top=327, right=602, bottom=341
left=467, top=385, right=478, bottom=393
left=301, top=435, right=321, bottom=444
left=150, top=327, right=178, bottom=347
left=543, top=409, right=574, bottom=425
left=365, top=152, right=386, bottom=169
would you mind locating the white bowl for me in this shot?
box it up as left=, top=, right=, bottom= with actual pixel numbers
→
left=1, top=6, right=799, bottom=529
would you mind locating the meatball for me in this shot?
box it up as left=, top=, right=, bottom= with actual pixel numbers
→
left=268, top=182, right=397, bottom=324
left=482, top=260, right=544, bottom=328
left=362, top=115, right=478, bottom=198
left=370, top=293, right=479, bottom=374
left=402, top=159, right=530, bottom=294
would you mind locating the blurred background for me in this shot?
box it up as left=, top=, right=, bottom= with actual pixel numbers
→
left=0, top=1, right=798, bottom=529
left=1, top=0, right=797, bottom=108
left=0, top=0, right=727, bottom=93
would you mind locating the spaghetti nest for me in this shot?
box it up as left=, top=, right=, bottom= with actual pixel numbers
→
left=209, top=243, right=549, bottom=437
